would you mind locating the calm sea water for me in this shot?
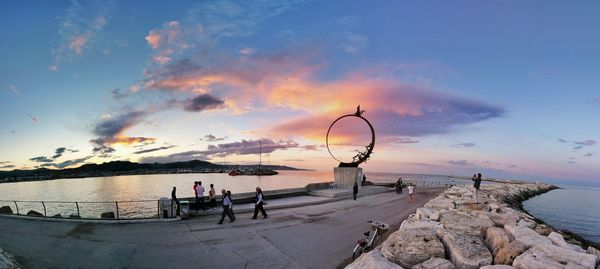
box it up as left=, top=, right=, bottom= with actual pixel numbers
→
left=0, top=171, right=455, bottom=218
left=523, top=185, right=600, bottom=244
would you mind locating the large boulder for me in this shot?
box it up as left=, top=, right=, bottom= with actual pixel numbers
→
left=512, top=243, right=597, bottom=269
left=381, top=228, right=445, bottom=268
left=438, top=229, right=493, bottom=269
left=547, top=232, right=585, bottom=253
left=26, top=210, right=43, bottom=217
left=480, top=266, right=516, bottom=269
left=504, top=225, right=552, bottom=248
left=485, top=227, right=514, bottom=256
left=345, top=249, right=403, bottom=269
left=424, top=197, right=455, bottom=210
left=515, top=219, right=536, bottom=230
left=399, top=216, right=444, bottom=233
left=0, top=248, right=19, bottom=269
left=494, top=240, right=528, bottom=265
left=533, top=223, right=554, bottom=236
left=411, top=257, right=455, bottom=269
left=438, top=211, right=494, bottom=237
left=485, top=211, right=520, bottom=227
left=100, top=212, right=115, bottom=219
left=0, top=206, right=13, bottom=214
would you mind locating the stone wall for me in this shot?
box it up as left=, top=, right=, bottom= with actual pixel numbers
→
left=346, top=183, right=600, bottom=269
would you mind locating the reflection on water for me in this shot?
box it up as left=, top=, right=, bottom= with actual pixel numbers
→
left=0, top=171, right=458, bottom=218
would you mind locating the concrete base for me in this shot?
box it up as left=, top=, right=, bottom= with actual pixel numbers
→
left=334, top=167, right=363, bottom=189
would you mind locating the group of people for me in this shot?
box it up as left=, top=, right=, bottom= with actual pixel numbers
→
left=394, top=177, right=415, bottom=201
left=170, top=183, right=268, bottom=225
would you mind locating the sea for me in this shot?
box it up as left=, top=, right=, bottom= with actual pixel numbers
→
left=522, top=184, right=600, bottom=245
left=0, top=170, right=598, bottom=245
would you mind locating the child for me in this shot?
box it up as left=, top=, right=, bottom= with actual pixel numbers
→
left=408, top=183, right=415, bottom=201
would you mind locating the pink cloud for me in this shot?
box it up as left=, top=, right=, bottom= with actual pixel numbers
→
left=145, top=21, right=189, bottom=64
left=69, top=35, right=88, bottom=55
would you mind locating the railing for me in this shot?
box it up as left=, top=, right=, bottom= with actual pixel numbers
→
left=0, top=199, right=164, bottom=219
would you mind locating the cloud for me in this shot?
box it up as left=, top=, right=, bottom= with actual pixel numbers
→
left=452, top=142, right=476, bottom=148
left=133, top=145, right=177, bottom=155
left=30, top=156, right=53, bottom=163
left=334, top=32, right=367, bottom=53
left=574, top=140, right=596, bottom=146
left=584, top=153, right=593, bottom=157
left=181, top=94, right=225, bottom=112
left=394, top=137, right=419, bottom=144
left=41, top=156, right=92, bottom=169
left=0, top=165, right=15, bottom=169
left=201, top=138, right=300, bottom=157
left=9, top=85, right=20, bottom=96
left=50, top=0, right=114, bottom=70
left=558, top=138, right=568, bottom=143
left=145, top=21, right=188, bottom=64
left=201, top=134, right=227, bottom=142
left=446, top=160, right=474, bottom=166
left=52, top=147, right=67, bottom=159
left=27, top=114, right=38, bottom=123
left=573, top=145, right=584, bottom=150
left=140, top=150, right=209, bottom=163
left=586, top=98, right=600, bottom=105
left=90, top=110, right=155, bottom=154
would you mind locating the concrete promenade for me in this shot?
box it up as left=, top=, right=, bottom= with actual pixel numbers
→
left=0, top=187, right=444, bottom=269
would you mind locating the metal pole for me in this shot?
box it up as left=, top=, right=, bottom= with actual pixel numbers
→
left=42, top=201, right=47, bottom=217
left=13, top=201, right=19, bottom=215
left=75, top=202, right=80, bottom=217
left=115, top=201, right=120, bottom=219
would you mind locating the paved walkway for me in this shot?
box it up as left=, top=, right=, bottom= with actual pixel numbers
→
left=0, top=187, right=444, bottom=269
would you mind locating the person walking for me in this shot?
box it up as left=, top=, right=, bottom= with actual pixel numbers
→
left=209, top=184, right=217, bottom=210
left=218, top=189, right=235, bottom=224
left=227, top=190, right=235, bottom=220
left=408, top=183, right=414, bottom=201
left=192, top=181, right=198, bottom=210
left=252, top=187, right=268, bottom=219
left=171, top=186, right=180, bottom=216
left=395, top=177, right=403, bottom=196
left=473, top=173, right=482, bottom=203
left=362, top=174, right=367, bottom=185
left=352, top=181, right=359, bottom=200
left=195, top=181, right=206, bottom=211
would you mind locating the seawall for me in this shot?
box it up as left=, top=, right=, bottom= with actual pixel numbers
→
left=346, top=183, right=600, bottom=269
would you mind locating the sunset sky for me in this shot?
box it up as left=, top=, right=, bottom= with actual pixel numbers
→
left=1, top=1, right=599, bottom=184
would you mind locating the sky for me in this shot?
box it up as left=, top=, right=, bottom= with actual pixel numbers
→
left=0, top=0, right=599, bottom=185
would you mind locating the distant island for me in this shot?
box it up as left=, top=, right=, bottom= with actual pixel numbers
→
left=0, top=160, right=307, bottom=183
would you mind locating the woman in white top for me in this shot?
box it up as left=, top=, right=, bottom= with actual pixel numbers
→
left=218, top=189, right=235, bottom=224
left=408, top=183, right=415, bottom=201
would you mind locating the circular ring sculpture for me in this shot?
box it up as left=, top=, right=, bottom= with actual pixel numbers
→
left=326, top=107, right=375, bottom=167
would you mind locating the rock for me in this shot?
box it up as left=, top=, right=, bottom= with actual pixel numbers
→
left=494, top=240, right=528, bottom=265
left=534, top=223, right=554, bottom=236
left=456, top=202, right=490, bottom=213
left=416, top=208, right=439, bottom=221
left=587, top=246, right=600, bottom=259
left=548, top=232, right=586, bottom=253
left=100, top=212, right=115, bottom=219
left=480, top=266, right=516, bottom=269
left=512, top=243, right=597, bottom=269
left=438, top=211, right=494, bottom=237
left=399, top=217, right=444, bottom=233
left=424, top=197, right=455, bottom=210
left=516, top=219, right=536, bottom=230
left=411, top=257, right=455, bottom=269
left=438, top=229, right=493, bottom=269
left=26, top=210, right=43, bottom=217
left=0, top=206, right=13, bottom=214
left=345, top=249, right=404, bottom=269
left=504, top=225, right=552, bottom=248
left=485, top=211, right=520, bottom=227
left=381, top=228, right=445, bottom=268
left=0, top=248, right=19, bottom=269
left=485, top=227, right=514, bottom=256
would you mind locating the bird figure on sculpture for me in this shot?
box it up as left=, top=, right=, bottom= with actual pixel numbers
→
left=355, top=105, right=365, bottom=116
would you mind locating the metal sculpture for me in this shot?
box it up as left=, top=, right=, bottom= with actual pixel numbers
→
left=326, top=105, right=376, bottom=167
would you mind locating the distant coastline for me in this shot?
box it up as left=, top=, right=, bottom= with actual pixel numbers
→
left=0, top=160, right=309, bottom=184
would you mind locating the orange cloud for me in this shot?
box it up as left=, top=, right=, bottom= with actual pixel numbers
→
left=145, top=21, right=189, bottom=64
left=69, top=35, right=88, bottom=55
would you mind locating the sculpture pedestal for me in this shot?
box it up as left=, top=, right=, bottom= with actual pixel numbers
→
left=334, top=167, right=363, bottom=189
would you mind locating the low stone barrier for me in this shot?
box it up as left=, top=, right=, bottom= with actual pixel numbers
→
left=346, top=183, right=600, bottom=269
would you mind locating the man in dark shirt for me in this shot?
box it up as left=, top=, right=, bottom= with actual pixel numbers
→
left=353, top=182, right=359, bottom=200
left=171, top=186, right=180, bottom=216
left=473, top=173, right=482, bottom=203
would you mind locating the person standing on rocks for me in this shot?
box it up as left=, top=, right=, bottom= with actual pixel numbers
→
left=353, top=181, right=359, bottom=200
left=473, top=173, right=482, bottom=203
left=209, top=184, right=217, bottom=210
left=218, top=189, right=235, bottom=224
left=395, top=177, right=403, bottom=196
left=252, top=187, right=268, bottom=219
left=407, top=183, right=414, bottom=201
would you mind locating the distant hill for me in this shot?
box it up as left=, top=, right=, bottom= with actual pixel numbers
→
left=0, top=160, right=306, bottom=183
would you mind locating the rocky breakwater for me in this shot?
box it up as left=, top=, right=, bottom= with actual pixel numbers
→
left=0, top=248, right=19, bottom=269
left=346, top=183, right=600, bottom=269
